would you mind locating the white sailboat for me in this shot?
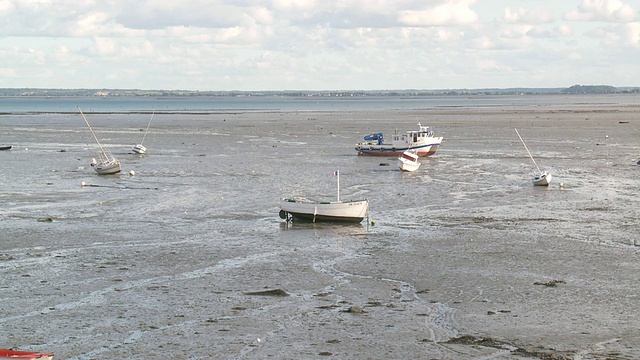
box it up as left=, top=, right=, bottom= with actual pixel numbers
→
left=279, top=170, right=369, bottom=223
left=515, top=128, right=551, bottom=186
left=78, top=107, right=122, bottom=175
left=132, top=111, right=154, bottom=154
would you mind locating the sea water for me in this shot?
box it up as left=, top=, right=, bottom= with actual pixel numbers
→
left=1, top=94, right=640, bottom=358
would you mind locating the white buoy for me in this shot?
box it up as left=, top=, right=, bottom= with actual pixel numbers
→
left=129, top=170, right=135, bottom=176
left=81, top=181, right=86, bottom=187
left=559, top=182, right=564, bottom=188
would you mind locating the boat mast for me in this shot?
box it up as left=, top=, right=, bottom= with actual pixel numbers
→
left=336, top=170, right=340, bottom=202
left=77, top=106, right=108, bottom=155
left=514, top=128, right=542, bottom=173
left=140, top=111, right=154, bottom=145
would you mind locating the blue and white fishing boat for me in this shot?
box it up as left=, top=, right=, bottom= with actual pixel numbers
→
left=355, top=123, right=443, bottom=157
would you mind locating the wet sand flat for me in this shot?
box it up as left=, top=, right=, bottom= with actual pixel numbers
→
left=1, top=96, right=640, bottom=359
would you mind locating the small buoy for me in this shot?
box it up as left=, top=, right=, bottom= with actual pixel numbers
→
left=559, top=182, right=564, bottom=188
left=81, top=181, right=86, bottom=187
left=129, top=170, right=135, bottom=176
left=371, top=220, right=376, bottom=225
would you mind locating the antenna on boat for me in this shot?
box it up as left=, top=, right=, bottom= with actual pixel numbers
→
left=514, top=128, right=542, bottom=173
left=140, top=111, right=154, bottom=145
left=77, top=106, right=108, bottom=155
left=334, top=170, right=340, bottom=202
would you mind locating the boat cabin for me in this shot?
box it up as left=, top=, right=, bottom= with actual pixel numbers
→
left=392, top=123, right=435, bottom=145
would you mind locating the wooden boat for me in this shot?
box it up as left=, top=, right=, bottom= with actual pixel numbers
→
left=78, top=107, right=121, bottom=175
left=279, top=170, right=369, bottom=223
left=132, top=111, right=154, bottom=154
left=355, top=123, right=443, bottom=157
left=397, top=149, right=421, bottom=172
left=0, top=349, right=54, bottom=359
left=515, top=128, right=552, bottom=186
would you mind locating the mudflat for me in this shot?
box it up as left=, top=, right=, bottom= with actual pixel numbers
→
left=1, top=96, right=639, bottom=359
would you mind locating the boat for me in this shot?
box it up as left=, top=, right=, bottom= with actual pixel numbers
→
left=0, top=145, right=12, bottom=150
left=515, top=128, right=552, bottom=186
left=397, top=149, right=421, bottom=172
left=78, top=107, right=122, bottom=175
left=132, top=111, right=154, bottom=154
left=279, top=170, right=369, bottom=223
left=0, top=349, right=54, bottom=359
left=355, top=123, right=443, bottom=156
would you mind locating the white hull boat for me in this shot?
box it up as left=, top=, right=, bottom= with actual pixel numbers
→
left=355, top=123, right=443, bottom=157
left=279, top=198, right=369, bottom=223
left=131, top=144, right=146, bottom=154
left=132, top=112, right=154, bottom=154
left=91, top=155, right=122, bottom=175
left=279, top=170, right=369, bottom=223
left=515, top=128, right=551, bottom=186
left=397, top=149, right=421, bottom=172
left=78, top=107, right=122, bottom=175
left=532, top=171, right=552, bottom=186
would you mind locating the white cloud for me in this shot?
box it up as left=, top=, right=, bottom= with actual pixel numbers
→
left=564, top=0, right=637, bottom=22
left=399, top=1, right=479, bottom=26
left=90, top=37, right=117, bottom=56
left=626, top=22, right=640, bottom=47
left=502, top=7, right=555, bottom=24
left=527, top=24, right=573, bottom=38
left=0, top=0, right=638, bottom=89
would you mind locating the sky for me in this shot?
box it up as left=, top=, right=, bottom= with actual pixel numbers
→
left=0, top=0, right=639, bottom=91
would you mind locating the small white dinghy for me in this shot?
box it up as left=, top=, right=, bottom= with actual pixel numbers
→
left=279, top=170, right=369, bottom=223
left=397, top=149, right=421, bottom=172
left=515, top=128, right=551, bottom=186
left=132, top=111, right=154, bottom=154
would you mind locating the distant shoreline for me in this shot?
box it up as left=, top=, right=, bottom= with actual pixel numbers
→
left=1, top=85, right=639, bottom=98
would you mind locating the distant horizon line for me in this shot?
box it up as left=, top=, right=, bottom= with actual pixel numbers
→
left=1, top=84, right=639, bottom=92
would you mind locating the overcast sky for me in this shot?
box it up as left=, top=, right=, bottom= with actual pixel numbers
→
left=1, top=0, right=638, bottom=91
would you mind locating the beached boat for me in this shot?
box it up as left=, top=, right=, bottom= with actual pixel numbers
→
left=0, top=349, right=54, bottom=359
left=515, top=128, right=552, bottom=186
left=0, top=145, right=12, bottom=150
left=132, top=111, right=154, bottom=154
left=397, top=149, right=421, bottom=172
left=279, top=170, right=369, bottom=223
left=355, top=123, right=443, bottom=157
left=78, top=107, right=122, bottom=175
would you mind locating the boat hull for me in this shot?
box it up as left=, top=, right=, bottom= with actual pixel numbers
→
left=93, top=161, right=122, bottom=175
left=0, top=349, right=53, bottom=360
left=532, top=172, right=552, bottom=186
left=397, top=150, right=421, bottom=172
left=356, top=143, right=440, bottom=157
left=397, top=158, right=421, bottom=172
left=280, top=198, right=369, bottom=223
left=132, top=144, right=146, bottom=154
left=0, top=145, right=12, bottom=151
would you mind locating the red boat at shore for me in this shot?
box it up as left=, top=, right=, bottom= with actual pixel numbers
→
left=0, top=349, right=53, bottom=360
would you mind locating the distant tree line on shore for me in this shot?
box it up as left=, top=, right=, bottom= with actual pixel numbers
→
left=1, top=85, right=638, bottom=97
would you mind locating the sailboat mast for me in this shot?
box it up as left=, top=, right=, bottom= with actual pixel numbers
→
left=140, top=111, right=154, bottom=145
left=514, top=128, right=542, bottom=173
left=77, top=106, right=107, bottom=155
